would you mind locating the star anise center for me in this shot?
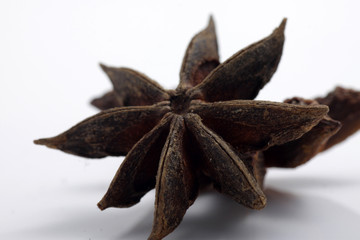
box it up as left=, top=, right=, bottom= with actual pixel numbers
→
left=169, top=90, right=192, bottom=114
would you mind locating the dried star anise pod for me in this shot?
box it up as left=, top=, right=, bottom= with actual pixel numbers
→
left=35, top=17, right=360, bottom=240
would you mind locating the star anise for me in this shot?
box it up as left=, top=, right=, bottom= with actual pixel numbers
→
left=34, top=17, right=360, bottom=240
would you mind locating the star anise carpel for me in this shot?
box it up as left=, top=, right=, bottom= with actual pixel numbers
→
left=34, top=17, right=360, bottom=240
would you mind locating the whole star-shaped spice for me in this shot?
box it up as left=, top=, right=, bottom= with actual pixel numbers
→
left=35, top=17, right=360, bottom=240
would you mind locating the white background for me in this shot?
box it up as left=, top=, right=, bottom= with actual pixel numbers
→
left=1, top=0, right=360, bottom=239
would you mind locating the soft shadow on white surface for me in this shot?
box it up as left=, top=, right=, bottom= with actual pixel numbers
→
left=166, top=189, right=360, bottom=240
left=267, top=176, right=360, bottom=190
left=3, top=180, right=360, bottom=240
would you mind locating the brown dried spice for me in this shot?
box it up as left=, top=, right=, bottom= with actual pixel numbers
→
left=35, top=17, right=360, bottom=240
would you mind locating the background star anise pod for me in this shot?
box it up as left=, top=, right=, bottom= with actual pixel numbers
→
left=34, top=17, right=360, bottom=240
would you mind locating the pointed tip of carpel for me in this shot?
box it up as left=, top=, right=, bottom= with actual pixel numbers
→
left=97, top=200, right=107, bottom=211
left=316, top=104, right=330, bottom=116
left=90, top=97, right=102, bottom=109
left=33, top=138, right=51, bottom=146
left=33, top=136, right=64, bottom=149
left=99, top=63, right=109, bottom=72
left=204, top=15, right=215, bottom=33
left=331, top=119, right=342, bottom=132
left=248, top=185, right=267, bottom=210
left=254, top=195, right=267, bottom=210
left=279, top=18, right=287, bottom=31
left=208, top=15, right=215, bottom=25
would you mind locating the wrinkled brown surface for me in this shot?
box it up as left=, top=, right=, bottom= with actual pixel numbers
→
left=98, top=114, right=172, bottom=209
left=92, top=65, right=170, bottom=110
left=264, top=98, right=341, bottom=168
left=150, top=115, right=198, bottom=240
left=91, top=91, right=120, bottom=110
left=178, top=16, right=220, bottom=89
left=316, top=87, right=360, bottom=150
left=35, top=104, right=170, bottom=157
left=189, top=19, right=286, bottom=102
left=35, top=17, right=360, bottom=240
left=191, top=100, right=328, bottom=152
left=185, top=113, right=266, bottom=209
